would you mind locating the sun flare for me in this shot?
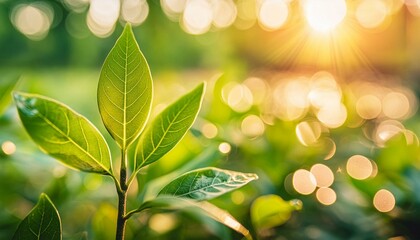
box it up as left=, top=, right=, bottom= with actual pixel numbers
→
left=303, top=0, right=347, bottom=33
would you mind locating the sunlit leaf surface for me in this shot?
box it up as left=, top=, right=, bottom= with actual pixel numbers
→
left=12, top=193, right=61, bottom=240
left=136, top=83, right=205, bottom=169
left=98, top=24, right=152, bottom=150
left=14, top=92, right=111, bottom=175
left=158, top=167, right=258, bottom=201
left=140, top=144, right=222, bottom=202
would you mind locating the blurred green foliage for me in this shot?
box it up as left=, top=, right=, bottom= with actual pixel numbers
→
left=2, top=69, right=419, bottom=239
left=0, top=0, right=237, bottom=71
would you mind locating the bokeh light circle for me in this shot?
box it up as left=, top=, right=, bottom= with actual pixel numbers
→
left=310, top=164, right=334, bottom=188
left=11, top=3, right=53, bottom=40
left=258, top=0, right=289, bottom=30
left=356, top=95, right=382, bottom=119
left=356, top=0, right=387, bottom=29
left=303, top=0, right=347, bottom=32
left=316, top=187, right=337, bottom=205
left=293, top=169, right=317, bottom=195
left=373, top=189, right=395, bottom=212
left=182, top=0, right=213, bottom=35
left=224, top=83, right=253, bottom=112
left=241, top=115, right=265, bottom=138
left=1, top=141, right=16, bottom=155
left=317, top=103, right=347, bottom=128
left=149, top=213, right=178, bottom=233
left=218, top=142, right=232, bottom=154
left=296, top=121, right=322, bottom=146
left=162, top=0, right=187, bottom=14
left=346, top=155, right=373, bottom=180
left=121, top=0, right=149, bottom=26
left=87, top=0, right=120, bottom=37
left=212, top=0, right=237, bottom=28
left=382, top=92, right=410, bottom=119
left=201, top=122, right=218, bottom=139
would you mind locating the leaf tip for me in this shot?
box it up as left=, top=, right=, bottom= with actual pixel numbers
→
left=199, top=81, right=206, bottom=89
left=12, top=91, right=22, bottom=102
left=39, top=193, right=53, bottom=203
left=122, top=22, right=134, bottom=37
left=197, top=82, right=206, bottom=95
left=124, top=22, right=132, bottom=30
left=12, top=91, right=32, bottom=105
left=13, top=92, right=40, bottom=117
left=289, top=199, right=303, bottom=211
left=191, top=82, right=206, bottom=105
left=12, top=91, right=27, bottom=110
left=249, top=173, right=259, bottom=181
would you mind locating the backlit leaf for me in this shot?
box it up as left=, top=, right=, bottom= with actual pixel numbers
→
left=98, top=24, right=153, bottom=150
left=12, top=193, right=61, bottom=240
left=14, top=92, right=112, bottom=175
left=139, top=144, right=222, bottom=202
left=135, top=83, right=205, bottom=169
left=158, top=167, right=258, bottom=201
left=137, top=196, right=253, bottom=240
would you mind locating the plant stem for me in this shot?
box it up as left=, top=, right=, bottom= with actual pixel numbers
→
left=126, top=169, right=139, bottom=189
left=116, top=149, right=128, bottom=240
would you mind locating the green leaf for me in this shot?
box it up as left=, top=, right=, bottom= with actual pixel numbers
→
left=251, top=195, right=302, bottom=231
left=140, top=144, right=222, bottom=202
left=0, top=74, right=20, bottom=116
left=14, top=92, right=112, bottom=175
left=98, top=23, right=153, bottom=150
left=13, top=193, right=61, bottom=240
left=135, top=83, right=205, bottom=169
left=158, top=167, right=258, bottom=201
left=136, top=196, right=253, bottom=240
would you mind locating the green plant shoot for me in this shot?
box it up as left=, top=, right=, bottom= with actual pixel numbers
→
left=13, top=24, right=258, bottom=240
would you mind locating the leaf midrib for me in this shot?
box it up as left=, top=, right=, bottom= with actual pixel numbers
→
left=123, top=33, right=128, bottom=150
left=37, top=200, right=45, bottom=239
left=141, top=102, right=191, bottom=166
left=175, top=176, right=249, bottom=198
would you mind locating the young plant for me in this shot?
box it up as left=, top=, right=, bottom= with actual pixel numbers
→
left=13, top=24, right=257, bottom=240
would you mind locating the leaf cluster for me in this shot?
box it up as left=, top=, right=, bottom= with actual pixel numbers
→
left=12, top=24, right=257, bottom=239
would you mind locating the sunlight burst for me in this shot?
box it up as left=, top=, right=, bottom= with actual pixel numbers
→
left=303, top=0, right=347, bottom=33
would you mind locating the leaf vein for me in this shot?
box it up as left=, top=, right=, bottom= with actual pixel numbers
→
left=141, top=102, right=190, bottom=163
left=36, top=111, right=108, bottom=173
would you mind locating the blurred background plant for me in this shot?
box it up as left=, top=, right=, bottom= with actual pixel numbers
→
left=1, top=0, right=420, bottom=239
